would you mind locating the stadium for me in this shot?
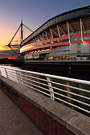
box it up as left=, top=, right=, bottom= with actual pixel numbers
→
left=20, top=6, right=90, bottom=62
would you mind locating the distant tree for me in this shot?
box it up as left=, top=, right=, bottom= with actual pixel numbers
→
left=1, top=58, right=9, bottom=64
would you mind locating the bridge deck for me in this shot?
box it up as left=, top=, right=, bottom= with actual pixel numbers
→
left=0, top=89, right=43, bottom=135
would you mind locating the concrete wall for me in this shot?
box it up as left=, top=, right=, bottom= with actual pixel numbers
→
left=0, top=76, right=90, bottom=135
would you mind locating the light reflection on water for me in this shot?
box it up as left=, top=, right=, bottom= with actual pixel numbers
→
left=38, top=75, right=90, bottom=115
left=22, top=71, right=90, bottom=116
left=65, top=82, right=72, bottom=103
left=7, top=66, right=90, bottom=116
left=64, top=81, right=90, bottom=115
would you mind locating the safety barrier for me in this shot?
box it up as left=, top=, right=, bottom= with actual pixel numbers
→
left=0, top=66, right=90, bottom=115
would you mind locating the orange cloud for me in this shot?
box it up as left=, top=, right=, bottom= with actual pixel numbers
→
left=0, top=23, right=21, bottom=51
left=0, top=48, right=19, bottom=59
left=1, top=45, right=9, bottom=50
left=1, top=56, right=17, bottom=59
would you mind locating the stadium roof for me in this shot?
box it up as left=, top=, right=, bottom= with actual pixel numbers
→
left=21, top=6, right=90, bottom=46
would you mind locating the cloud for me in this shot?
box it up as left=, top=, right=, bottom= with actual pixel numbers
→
left=2, top=45, right=9, bottom=50
left=0, top=49, right=19, bottom=59
left=2, top=44, right=20, bottom=50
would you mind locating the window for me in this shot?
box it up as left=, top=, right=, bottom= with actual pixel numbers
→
left=77, top=44, right=81, bottom=53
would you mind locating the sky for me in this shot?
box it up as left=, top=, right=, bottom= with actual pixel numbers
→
left=0, top=0, right=90, bottom=58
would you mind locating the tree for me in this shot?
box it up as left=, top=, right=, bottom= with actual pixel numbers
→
left=1, top=58, right=9, bottom=64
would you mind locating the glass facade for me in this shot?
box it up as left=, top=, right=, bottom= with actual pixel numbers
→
left=21, top=32, right=90, bottom=61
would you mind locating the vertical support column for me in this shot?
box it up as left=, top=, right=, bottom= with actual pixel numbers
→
left=39, top=35, right=42, bottom=41
left=67, top=22, right=71, bottom=44
left=21, top=20, right=23, bottom=43
left=57, top=25, right=60, bottom=37
left=42, top=33, right=45, bottom=40
left=0, top=68, right=2, bottom=76
left=45, top=31, right=48, bottom=39
left=16, top=70, right=23, bottom=84
left=0, top=70, right=1, bottom=76
left=46, top=77, right=54, bottom=100
left=50, top=28, right=53, bottom=38
left=80, top=19, right=83, bottom=41
left=4, top=68, right=8, bottom=78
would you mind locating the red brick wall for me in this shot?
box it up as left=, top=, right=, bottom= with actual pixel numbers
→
left=17, top=96, right=75, bottom=135
left=0, top=79, right=75, bottom=135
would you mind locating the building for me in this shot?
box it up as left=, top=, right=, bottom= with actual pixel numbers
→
left=20, top=6, right=90, bottom=62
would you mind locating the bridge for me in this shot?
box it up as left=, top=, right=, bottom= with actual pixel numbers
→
left=0, top=66, right=90, bottom=135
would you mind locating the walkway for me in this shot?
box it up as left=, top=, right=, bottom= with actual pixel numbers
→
left=0, top=89, right=44, bottom=135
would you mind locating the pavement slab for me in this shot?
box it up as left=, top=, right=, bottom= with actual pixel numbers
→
left=0, top=89, right=44, bottom=135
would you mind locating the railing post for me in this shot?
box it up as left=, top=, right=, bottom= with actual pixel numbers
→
left=4, top=68, right=8, bottom=78
left=16, top=70, right=23, bottom=84
left=46, top=76, right=54, bottom=100
left=0, top=70, right=1, bottom=76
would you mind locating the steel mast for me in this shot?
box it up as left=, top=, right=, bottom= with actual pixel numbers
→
left=7, top=21, right=33, bottom=57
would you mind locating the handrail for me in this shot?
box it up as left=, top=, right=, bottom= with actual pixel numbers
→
left=1, top=66, right=90, bottom=85
left=0, top=65, right=90, bottom=115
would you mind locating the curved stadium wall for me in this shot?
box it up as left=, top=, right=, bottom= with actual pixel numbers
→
left=20, top=6, right=90, bottom=61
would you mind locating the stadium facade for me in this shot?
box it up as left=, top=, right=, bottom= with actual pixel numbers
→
left=20, top=6, right=90, bottom=61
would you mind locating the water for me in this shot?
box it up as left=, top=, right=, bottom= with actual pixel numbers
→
left=21, top=63, right=90, bottom=81
left=21, top=70, right=90, bottom=116
left=2, top=64, right=90, bottom=116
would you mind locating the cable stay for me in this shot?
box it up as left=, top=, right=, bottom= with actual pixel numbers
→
left=23, top=24, right=33, bottom=33
left=7, top=20, right=33, bottom=56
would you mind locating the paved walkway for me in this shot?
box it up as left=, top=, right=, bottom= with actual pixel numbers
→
left=0, top=89, right=44, bottom=135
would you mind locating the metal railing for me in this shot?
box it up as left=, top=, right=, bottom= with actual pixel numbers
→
left=0, top=66, right=90, bottom=115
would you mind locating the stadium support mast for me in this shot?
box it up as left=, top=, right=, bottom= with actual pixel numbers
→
left=7, top=21, right=33, bottom=56
left=21, top=20, right=23, bottom=42
left=8, top=20, right=33, bottom=48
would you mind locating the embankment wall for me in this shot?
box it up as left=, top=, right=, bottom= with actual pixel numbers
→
left=0, top=76, right=90, bottom=135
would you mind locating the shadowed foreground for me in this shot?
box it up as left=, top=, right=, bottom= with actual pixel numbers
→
left=0, top=89, right=43, bottom=135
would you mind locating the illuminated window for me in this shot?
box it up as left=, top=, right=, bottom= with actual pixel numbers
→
left=77, top=44, right=81, bottom=53
left=48, top=57, right=53, bottom=60
left=57, top=40, right=60, bottom=42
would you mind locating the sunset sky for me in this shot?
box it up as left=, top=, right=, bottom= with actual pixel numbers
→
left=0, top=0, right=90, bottom=58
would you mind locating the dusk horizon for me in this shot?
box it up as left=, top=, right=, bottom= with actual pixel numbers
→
left=0, top=0, right=90, bottom=58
